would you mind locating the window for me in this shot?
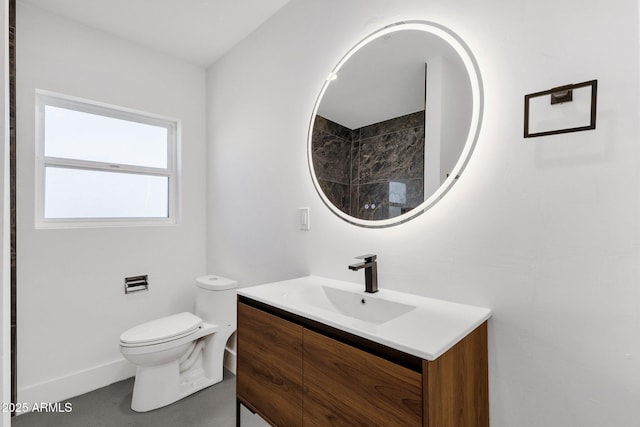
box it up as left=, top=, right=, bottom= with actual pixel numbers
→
left=36, top=91, right=180, bottom=227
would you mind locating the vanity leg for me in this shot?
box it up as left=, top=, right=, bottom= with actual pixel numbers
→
left=236, top=398, right=241, bottom=427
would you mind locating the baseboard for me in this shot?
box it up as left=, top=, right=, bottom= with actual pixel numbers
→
left=17, top=358, right=135, bottom=412
left=18, top=350, right=235, bottom=413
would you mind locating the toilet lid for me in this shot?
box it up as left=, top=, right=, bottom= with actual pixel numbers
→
left=120, top=312, right=202, bottom=346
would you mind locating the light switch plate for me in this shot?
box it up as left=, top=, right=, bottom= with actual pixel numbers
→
left=299, top=208, right=310, bottom=231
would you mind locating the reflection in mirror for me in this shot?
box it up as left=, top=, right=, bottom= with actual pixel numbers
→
left=309, top=22, right=481, bottom=227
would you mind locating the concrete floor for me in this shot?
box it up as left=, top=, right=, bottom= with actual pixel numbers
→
left=13, top=371, right=267, bottom=427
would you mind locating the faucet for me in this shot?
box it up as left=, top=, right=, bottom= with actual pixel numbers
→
left=348, top=254, right=378, bottom=293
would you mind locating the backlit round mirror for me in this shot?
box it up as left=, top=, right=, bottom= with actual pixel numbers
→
left=308, top=21, right=483, bottom=227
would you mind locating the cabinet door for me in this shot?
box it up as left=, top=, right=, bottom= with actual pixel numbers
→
left=302, top=329, right=422, bottom=427
left=237, top=303, right=303, bottom=427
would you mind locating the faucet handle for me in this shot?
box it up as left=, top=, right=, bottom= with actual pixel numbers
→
left=355, top=254, right=377, bottom=262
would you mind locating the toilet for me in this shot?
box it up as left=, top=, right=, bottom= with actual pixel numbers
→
left=119, top=275, right=237, bottom=412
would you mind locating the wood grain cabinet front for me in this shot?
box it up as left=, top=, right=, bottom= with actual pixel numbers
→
left=423, top=322, right=489, bottom=427
left=237, top=299, right=489, bottom=427
left=302, top=329, right=422, bottom=426
left=236, top=303, right=303, bottom=427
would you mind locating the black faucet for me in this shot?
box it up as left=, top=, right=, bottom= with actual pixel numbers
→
left=348, top=254, right=378, bottom=293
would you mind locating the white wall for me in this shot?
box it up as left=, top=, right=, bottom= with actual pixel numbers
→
left=16, top=3, right=207, bottom=405
left=1, top=0, right=10, bottom=425
left=207, top=0, right=640, bottom=425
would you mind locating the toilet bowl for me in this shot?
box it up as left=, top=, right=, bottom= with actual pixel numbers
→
left=119, top=275, right=237, bottom=412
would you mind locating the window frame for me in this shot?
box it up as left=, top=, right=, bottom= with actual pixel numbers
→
left=35, top=90, right=181, bottom=228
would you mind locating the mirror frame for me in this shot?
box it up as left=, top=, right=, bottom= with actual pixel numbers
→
left=307, top=20, right=483, bottom=228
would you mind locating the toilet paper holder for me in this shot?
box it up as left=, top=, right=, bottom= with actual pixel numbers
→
left=125, top=275, right=149, bottom=294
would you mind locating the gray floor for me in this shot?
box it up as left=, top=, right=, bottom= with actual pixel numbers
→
left=13, top=371, right=267, bottom=427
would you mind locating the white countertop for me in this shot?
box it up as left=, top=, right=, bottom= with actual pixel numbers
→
left=238, top=275, right=491, bottom=361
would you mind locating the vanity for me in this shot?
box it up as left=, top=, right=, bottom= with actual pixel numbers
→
left=237, top=19, right=489, bottom=425
left=236, top=276, right=491, bottom=426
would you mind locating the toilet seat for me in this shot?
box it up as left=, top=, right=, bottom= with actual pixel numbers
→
left=120, top=312, right=203, bottom=348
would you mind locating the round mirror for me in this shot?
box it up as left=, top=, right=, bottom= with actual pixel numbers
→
left=308, top=21, right=483, bottom=227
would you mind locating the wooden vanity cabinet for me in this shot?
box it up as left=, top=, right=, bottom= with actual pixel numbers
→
left=237, top=298, right=489, bottom=427
left=236, top=303, right=303, bottom=426
left=423, top=322, right=489, bottom=427
left=303, top=328, right=422, bottom=426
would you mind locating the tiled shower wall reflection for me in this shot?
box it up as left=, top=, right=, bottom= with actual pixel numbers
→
left=312, top=112, right=425, bottom=220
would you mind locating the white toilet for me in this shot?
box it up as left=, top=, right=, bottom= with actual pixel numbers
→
left=119, top=275, right=237, bottom=412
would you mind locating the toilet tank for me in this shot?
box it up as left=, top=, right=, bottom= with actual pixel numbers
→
left=195, top=275, right=238, bottom=329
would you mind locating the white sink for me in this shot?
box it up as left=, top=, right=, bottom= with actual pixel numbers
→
left=284, top=284, right=415, bottom=324
left=238, top=275, right=491, bottom=360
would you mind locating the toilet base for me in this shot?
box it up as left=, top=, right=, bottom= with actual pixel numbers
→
left=179, top=367, right=222, bottom=398
left=131, top=359, right=224, bottom=412
left=126, top=324, right=228, bottom=413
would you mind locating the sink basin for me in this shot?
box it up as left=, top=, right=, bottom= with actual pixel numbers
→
left=238, top=275, right=492, bottom=360
left=285, top=285, right=415, bottom=324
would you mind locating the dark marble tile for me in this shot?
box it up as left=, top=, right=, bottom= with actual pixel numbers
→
left=356, top=126, right=425, bottom=184
left=311, top=128, right=352, bottom=184
left=318, top=179, right=350, bottom=215
left=349, top=184, right=359, bottom=217
left=349, top=142, right=360, bottom=186
left=313, top=115, right=353, bottom=141
left=11, top=324, right=16, bottom=407
left=312, top=110, right=426, bottom=221
left=357, top=110, right=424, bottom=140
left=11, top=287, right=16, bottom=325
left=353, top=179, right=424, bottom=220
